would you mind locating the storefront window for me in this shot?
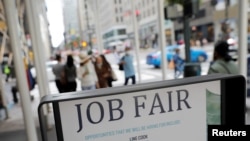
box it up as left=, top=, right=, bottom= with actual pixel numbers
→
left=118, top=29, right=126, bottom=35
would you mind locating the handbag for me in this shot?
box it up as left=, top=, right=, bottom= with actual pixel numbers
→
left=168, top=59, right=175, bottom=69
left=119, top=56, right=125, bottom=71
left=119, top=63, right=123, bottom=71
left=111, top=70, right=118, bottom=81
left=60, top=66, right=68, bottom=85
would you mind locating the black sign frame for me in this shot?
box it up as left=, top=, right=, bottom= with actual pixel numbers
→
left=38, top=74, right=246, bottom=141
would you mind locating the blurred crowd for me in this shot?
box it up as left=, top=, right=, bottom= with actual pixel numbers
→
left=52, top=46, right=136, bottom=94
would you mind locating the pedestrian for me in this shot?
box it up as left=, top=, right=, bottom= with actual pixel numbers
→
left=9, top=61, right=15, bottom=80
left=11, top=59, right=35, bottom=103
left=4, top=63, right=10, bottom=82
left=119, top=46, right=136, bottom=85
left=77, top=53, right=98, bottom=91
left=94, top=54, right=114, bottom=88
left=173, top=48, right=185, bottom=78
left=112, top=46, right=120, bottom=65
left=207, top=41, right=239, bottom=74
left=52, top=54, right=65, bottom=93
left=101, top=54, right=117, bottom=87
left=63, top=55, right=77, bottom=92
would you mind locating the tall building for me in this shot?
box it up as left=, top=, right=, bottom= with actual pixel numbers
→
left=78, top=0, right=250, bottom=50
left=96, top=0, right=128, bottom=48
left=62, top=0, right=79, bottom=44
left=78, top=0, right=95, bottom=48
left=135, top=0, right=158, bottom=48
left=212, top=0, right=239, bottom=42
left=98, top=0, right=125, bottom=31
left=122, top=0, right=160, bottom=48
left=171, top=0, right=215, bottom=45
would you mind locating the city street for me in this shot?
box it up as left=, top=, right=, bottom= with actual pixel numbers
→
left=1, top=0, right=250, bottom=140
left=0, top=44, right=250, bottom=141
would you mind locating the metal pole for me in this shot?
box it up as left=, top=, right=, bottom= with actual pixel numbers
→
left=25, top=0, right=51, bottom=128
left=224, top=0, right=229, bottom=40
left=171, top=20, right=175, bottom=45
left=183, top=16, right=191, bottom=62
left=3, top=0, right=38, bottom=141
left=158, top=0, right=167, bottom=80
left=85, top=0, right=92, bottom=51
left=25, top=0, right=50, bottom=98
left=77, top=0, right=84, bottom=43
left=95, top=0, right=103, bottom=53
left=238, top=0, right=248, bottom=79
left=225, top=0, right=229, bottom=21
left=131, top=0, right=142, bottom=83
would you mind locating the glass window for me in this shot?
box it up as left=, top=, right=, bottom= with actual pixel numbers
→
left=120, top=17, right=123, bottom=22
left=116, top=17, right=119, bottom=22
left=107, top=31, right=114, bottom=38
left=118, top=29, right=126, bottom=35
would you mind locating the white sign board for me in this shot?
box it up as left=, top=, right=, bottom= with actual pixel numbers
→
left=58, top=81, right=220, bottom=141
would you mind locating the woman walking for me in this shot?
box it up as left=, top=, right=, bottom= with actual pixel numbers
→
left=77, top=53, right=98, bottom=90
left=94, top=54, right=114, bottom=88
left=63, top=55, right=77, bottom=92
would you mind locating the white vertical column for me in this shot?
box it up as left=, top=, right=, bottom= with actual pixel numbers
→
left=238, top=0, right=248, bottom=79
left=3, top=0, right=38, bottom=141
left=24, top=0, right=50, bottom=97
left=25, top=0, right=51, bottom=128
left=158, top=0, right=167, bottom=80
left=131, top=0, right=142, bottom=83
left=95, top=0, right=103, bottom=53
left=0, top=73, right=9, bottom=119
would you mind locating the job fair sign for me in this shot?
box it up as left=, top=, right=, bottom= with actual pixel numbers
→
left=54, top=81, right=220, bottom=141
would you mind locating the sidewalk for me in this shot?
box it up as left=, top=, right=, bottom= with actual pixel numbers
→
left=0, top=79, right=57, bottom=141
left=0, top=78, right=124, bottom=141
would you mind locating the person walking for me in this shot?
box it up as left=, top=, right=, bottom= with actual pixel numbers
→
left=112, top=46, right=121, bottom=65
left=94, top=54, right=114, bottom=88
left=77, top=53, right=98, bottom=91
left=52, top=54, right=65, bottom=93
left=63, top=55, right=77, bottom=92
left=207, top=41, right=239, bottom=74
left=173, top=48, right=185, bottom=78
left=4, top=63, right=10, bottom=82
left=119, top=47, right=136, bottom=85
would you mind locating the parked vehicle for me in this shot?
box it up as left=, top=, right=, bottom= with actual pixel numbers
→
left=146, top=45, right=208, bottom=68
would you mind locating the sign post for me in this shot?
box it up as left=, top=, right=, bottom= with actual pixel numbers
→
left=38, top=74, right=246, bottom=141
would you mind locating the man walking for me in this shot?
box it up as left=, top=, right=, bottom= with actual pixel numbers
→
left=52, top=54, right=65, bottom=93
left=119, top=47, right=136, bottom=85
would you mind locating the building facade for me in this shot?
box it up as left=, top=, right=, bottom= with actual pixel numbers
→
left=62, top=0, right=79, bottom=45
